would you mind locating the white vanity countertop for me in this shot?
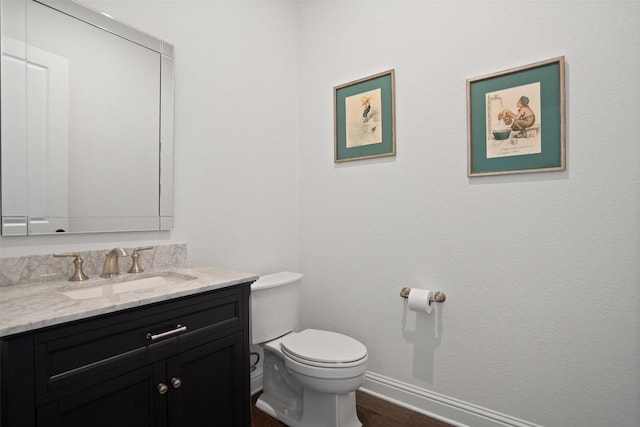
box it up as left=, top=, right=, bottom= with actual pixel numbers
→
left=0, top=266, right=258, bottom=338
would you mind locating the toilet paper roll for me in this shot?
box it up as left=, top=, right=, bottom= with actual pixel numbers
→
left=407, top=289, right=433, bottom=314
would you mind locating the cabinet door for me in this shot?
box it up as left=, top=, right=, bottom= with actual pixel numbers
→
left=36, top=362, right=167, bottom=427
left=166, top=332, right=248, bottom=427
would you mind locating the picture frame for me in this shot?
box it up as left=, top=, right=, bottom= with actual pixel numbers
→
left=467, top=57, right=565, bottom=177
left=334, top=69, right=396, bottom=162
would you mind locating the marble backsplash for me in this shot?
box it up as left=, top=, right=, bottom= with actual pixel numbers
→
left=0, top=243, right=187, bottom=287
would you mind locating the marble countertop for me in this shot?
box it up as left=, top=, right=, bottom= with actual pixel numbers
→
left=0, top=266, right=258, bottom=337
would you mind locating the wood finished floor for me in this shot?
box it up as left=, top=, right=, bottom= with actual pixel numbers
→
left=251, top=390, right=453, bottom=427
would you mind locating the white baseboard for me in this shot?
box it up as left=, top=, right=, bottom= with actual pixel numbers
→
left=249, top=368, right=541, bottom=427
left=361, top=371, right=543, bottom=427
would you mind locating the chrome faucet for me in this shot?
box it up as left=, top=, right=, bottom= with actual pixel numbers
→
left=101, top=248, right=128, bottom=278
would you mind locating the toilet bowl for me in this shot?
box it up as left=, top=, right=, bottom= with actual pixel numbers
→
left=251, top=272, right=368, bottom=427
left=281, top=329, right=368, bottom=392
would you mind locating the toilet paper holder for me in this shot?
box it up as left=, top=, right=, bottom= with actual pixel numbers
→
left=400, top=287, right=446, bottom=304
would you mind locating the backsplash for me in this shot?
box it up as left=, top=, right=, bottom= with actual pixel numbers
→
left=0, top=244, right=187, bottom=287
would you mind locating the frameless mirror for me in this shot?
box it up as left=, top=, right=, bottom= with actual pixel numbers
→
left=1, top=0, right=174, bottom=235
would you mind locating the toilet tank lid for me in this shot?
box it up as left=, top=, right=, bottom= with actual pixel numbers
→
left=252, top=271, right=303, bottom=291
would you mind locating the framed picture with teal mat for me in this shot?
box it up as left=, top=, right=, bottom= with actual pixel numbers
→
left=467, top=57, right=565, bottom=177
left=334, top=69, right=396, bottom=162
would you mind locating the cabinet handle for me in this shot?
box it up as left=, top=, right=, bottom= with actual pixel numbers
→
left=146, top=324, right=187, bottom=341
left=171, top=377, right=182, bottom=389
left=157, top=383, right=168, bottom=395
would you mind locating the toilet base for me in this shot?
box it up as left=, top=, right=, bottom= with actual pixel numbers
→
left=299, top=389, right=362, bottom=427
left=256, top=389, right=362, bottom=427
left=256, top=393, right=302, bottom=426
left=257, top=346, right=303, bottom=425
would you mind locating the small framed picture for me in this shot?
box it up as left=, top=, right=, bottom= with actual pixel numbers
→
left=334, top=69, right=396, bottom=162
left=467, top=57, right=565, bottom=176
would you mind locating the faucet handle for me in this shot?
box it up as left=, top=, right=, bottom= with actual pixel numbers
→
left=128, top=246, right=154, bottom=274
left=54, top=253, right=90, bottom=281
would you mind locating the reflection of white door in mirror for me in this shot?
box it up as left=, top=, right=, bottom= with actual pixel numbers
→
left=2, top=37, right=70, bottom=234
left=1, top=37, right=29, bottom=234
left=27, top=43, right=70, bottom=232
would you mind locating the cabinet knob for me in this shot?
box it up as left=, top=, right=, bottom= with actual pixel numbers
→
left=157, top=383, right=168, bottom=395
left=171, top=377, right=182, bottom=389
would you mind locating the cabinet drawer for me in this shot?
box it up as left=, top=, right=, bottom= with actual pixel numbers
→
left=34, top=285, right=247, bottom=396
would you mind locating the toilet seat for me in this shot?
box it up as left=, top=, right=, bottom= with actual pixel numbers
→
left=280, top=329, right=367, bottom=368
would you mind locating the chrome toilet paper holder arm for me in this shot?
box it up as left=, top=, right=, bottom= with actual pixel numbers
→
left=400, top=287, right=446, bottom=304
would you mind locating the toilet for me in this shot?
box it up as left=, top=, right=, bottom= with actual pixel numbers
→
left=251, top=272, right=368, bottom=427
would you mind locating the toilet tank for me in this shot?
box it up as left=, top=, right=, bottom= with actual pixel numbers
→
left=250, top=272, right=303, bottom=344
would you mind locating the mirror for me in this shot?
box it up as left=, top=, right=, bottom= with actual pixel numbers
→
left=1, top=0, right=174, bottom=235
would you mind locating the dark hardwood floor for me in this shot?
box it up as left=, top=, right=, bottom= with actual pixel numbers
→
left=251, top=390, right=453, bottom=427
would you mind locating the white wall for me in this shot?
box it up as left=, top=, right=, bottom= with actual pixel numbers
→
left=115, top=0, right=302, bottom=274
left=297, top=1, right=639, bottom=427
left=2, top=1, right=638, bottom=426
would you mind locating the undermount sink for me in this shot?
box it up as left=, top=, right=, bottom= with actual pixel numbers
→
left=62, top=272, right=197, bottom=300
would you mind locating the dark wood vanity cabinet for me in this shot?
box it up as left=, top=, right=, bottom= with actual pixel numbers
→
left=1, top=283, right=252, bottom=427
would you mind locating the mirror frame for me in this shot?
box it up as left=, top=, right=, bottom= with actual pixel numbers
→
left=0, top=0, right=174, bottom=235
